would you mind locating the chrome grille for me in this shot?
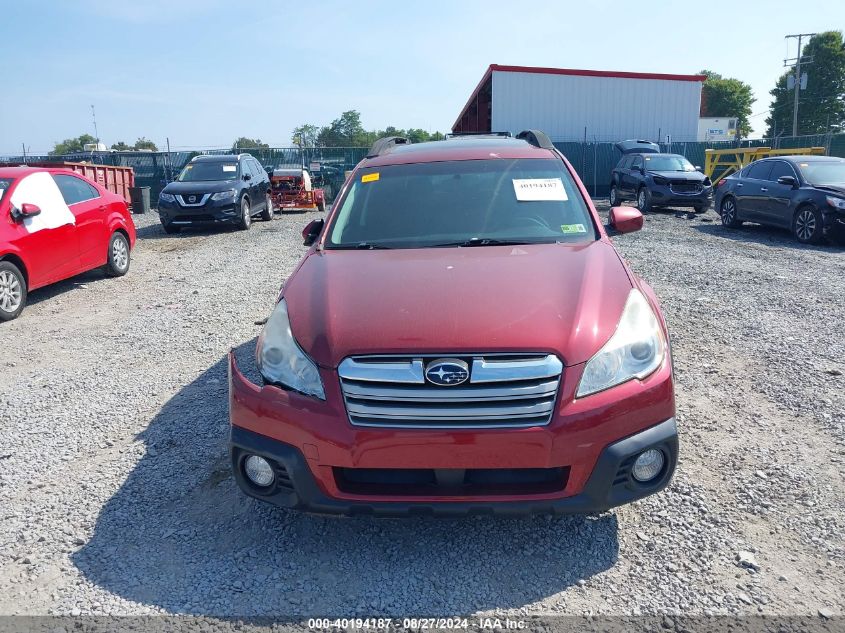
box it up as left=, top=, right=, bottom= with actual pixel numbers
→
left=338, top=354, right=562, bottom=429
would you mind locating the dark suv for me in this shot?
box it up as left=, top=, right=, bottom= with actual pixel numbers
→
left=157, top=154, right=272, bottom=233
left=609, top=141, right=712, bottom=213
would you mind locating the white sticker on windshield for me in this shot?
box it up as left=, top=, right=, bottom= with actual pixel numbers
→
left=223, top=165, right=237, bottom=172
left=512, top=178, right=568, bottom=201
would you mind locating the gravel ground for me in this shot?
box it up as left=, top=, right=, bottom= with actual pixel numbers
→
left=0, top=203, right=843, bottom=618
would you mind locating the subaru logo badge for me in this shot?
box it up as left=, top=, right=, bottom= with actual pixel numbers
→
left=425, top=359, right=469, bottom=386
left=188, top=195, right=196, bottom=203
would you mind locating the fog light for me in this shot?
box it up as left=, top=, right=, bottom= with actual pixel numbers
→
left=244, top=455, right=275, bottom=487
left=632, top=449, right=665, bottom=483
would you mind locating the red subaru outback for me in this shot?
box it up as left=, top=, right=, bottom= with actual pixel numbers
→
left=229, top=131, right=677, bottom=516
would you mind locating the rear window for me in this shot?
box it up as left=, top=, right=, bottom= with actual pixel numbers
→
left=178, top=161, right=238, bottom=182
left=0, top=178, right=12, bottom=202
left=326, top=158, right=595, bottom=249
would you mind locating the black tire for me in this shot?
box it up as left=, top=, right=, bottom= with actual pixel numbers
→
left=636, top=187, right=652, bottom=213
left=693, top=203, right=706, bottom=214
left=719, top=196, right=742, bottom=228
left=0, top=260, right=27, bottom=322
left=106, top=232, right=131, bottom=277
left=238, top=196, right=252, bottom=230
left=260, top=193, right=273, bottom=221
left=793, top=205, right=824, bottom=244
left=609, top=184, right=619, bottom=207
left=317, top=198, right=326, bottom=214
left=162, top=223, right=180, bottom=234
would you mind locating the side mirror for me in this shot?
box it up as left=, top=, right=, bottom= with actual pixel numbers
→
left=243, top=173, right=252, bottom=181
left=13, top=203, right=42, bottom=221
left=695, top=165, right=703, bottom=172
left=607, top=206, right=643, bottom=234
left=777, top=175, right=798, bottom=188
left=302, top=218, right=325, bottom=246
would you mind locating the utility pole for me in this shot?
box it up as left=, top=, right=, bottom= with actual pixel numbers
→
left=21, top=142, right=27, bottom=162
left=784, top=33, right=815, bottom=137
left=90, top=104, right=100, bottom=144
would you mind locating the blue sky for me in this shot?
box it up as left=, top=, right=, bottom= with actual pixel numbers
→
left=2, top=0, right=842, bottom=153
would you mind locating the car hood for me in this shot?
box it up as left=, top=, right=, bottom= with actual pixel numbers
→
left=283, top=241, right=634, bottom=368
left=647, top=170, right=707, bottom=182
left=615, top=140, right=660, bottom=154
left=162, top=180, right=239, bottom=194
left=814, top=184, right=845, bottom=196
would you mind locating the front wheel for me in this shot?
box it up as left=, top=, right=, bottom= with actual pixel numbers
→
left=162, top=223, right=180, bottom=234
left=0, top=261, right=26, bottom=321
left=609, top=184, right=619, bottom=206
left=317, top=198, right=326, bottom=213
left=693, top=203, right=707, bottom=214
left=719, top=197, right=742, bottom=228
left=260, top=193, right=273, bottom=221
left=636, top=187, right=652, bottom=213
left=106, top=232, right=130, bottom=277
left=238, top=197, right=252, bottom=230
left=793, top=205, right=824, bottom=244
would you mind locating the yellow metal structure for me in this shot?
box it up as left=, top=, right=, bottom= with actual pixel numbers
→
left=704, top=146, right=826, bottom=183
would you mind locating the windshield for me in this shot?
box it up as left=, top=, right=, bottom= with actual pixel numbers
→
left=643, top=155, right=696, bottom=172
left=796, top=161, right=845, bottom=186
left=325, top=158, right=596, bottom=249
left=178, top=161, right=239, bottom=182
left=0, top=178, right=12, bottom=202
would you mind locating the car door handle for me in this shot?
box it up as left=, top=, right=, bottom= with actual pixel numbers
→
left=736, top=183, right=743, bottom=188
left=760, top=187, right=768, bottom=192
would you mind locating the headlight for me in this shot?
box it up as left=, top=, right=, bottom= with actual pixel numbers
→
left=159, top=192, right=176, bottom=203
left=652, top=175, right=668, bottom=186
left=826, top=196, right=845, bottom=211
left=211, top=189, right=236, bottom=201
left=576, top=289, right=666, bottom=398
left=256, top=299, right=325, bottom=399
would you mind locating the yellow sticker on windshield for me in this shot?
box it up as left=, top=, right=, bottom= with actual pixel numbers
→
left=561, top=224, right=587, bottom=234
left=362, top=172, right=380, bottom=183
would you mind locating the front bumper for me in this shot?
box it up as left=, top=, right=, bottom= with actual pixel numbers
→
left=158, top=197, right=240, bottom=226
left=228, top=350, right=678, bottom=516
left=824, top=212, right=845, bottom=242
left=650, top=184, right=713, bottom=208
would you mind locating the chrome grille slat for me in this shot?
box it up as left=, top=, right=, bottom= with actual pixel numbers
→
left=341, top=378, right=559, bottom=402
left=338, top=354, right=562, bottom=429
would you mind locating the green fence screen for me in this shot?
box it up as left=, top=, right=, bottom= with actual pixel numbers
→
left=3, top=134, right=844, bottom=201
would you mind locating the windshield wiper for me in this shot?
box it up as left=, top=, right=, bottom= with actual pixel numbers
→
left=332, top=242, right=393, bottom=250
left=432, top=237, right=530, bottom=247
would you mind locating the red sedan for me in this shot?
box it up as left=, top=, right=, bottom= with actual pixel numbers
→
left=0, top=166, right=136, bottom=321
left=230, top=131, right=676, bottom=516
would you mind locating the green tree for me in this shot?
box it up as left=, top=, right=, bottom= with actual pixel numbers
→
left=698, top=69, right=755, bottom=137
left=292, top=124, right=320, bottom=147
left=49, top=134, right=97, bottom=155
left=232, top=137, right=269, bottom=150
left=111, top=141, right=132, bottom=151
left=134, top=137, right=159, bottom=151
left=317, top=110, right=371, bottom=146
left=765, top=31, right=845, bottom=137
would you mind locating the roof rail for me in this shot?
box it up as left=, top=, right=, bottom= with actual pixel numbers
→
left=445, top=131, right=512, bottom=138
left=516, top=130, right=555, bottom=150
left=367, top=136, right=409, bottom=158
